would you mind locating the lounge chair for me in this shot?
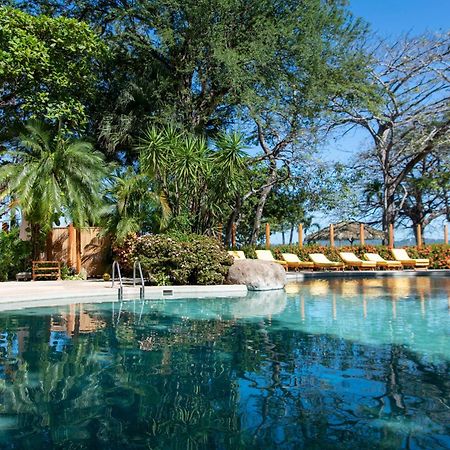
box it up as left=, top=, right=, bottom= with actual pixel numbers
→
left=308, top=253, right=345, bottom=270
left=255, top=250, right=288, bottom=270
left=391, top=248, right=429, bottom=269
left=339, top=252, right=377, bottom=270
left=281, top=253, right=314, bottom=271
left=228, top=250, right=246, bottom=260
left=364, top=253, right=402, bottom=270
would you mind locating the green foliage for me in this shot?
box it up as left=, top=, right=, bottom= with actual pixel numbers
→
left=32, top=0, right=370, bottom=153
left=2, top=2, right=375, bottom=245
left=60, top=263, right=84, bottom=280
left=0, top=7, right=106, bottom=130
left=0, top=228, right=31, bottom=281
left=114, top=233, right=234, bottom=285
left=60, top=263, right=71, bottom=280
left=0, top=120, right=108, bottom=229
left=137, top=125, right=248, bottom=233
left=103, top=166, right=171, bottom=244
left=0, top=120, right=109, bottom=257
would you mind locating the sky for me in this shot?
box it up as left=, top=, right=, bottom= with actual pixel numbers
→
left=350, top=0, right=450, bottom=37
left=326, top=0, right=450, bottom=163
left=288, top=0, right=450, bottom=244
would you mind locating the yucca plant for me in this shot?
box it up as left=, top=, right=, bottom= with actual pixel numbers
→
left=137, top=125, right=248, bottom=233
left=0, top=120, right=109, bottom=259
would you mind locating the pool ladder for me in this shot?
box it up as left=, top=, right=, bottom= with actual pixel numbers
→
left=112, top=260, right=145, bottom=300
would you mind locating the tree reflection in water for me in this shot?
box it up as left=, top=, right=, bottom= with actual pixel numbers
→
left=0, top=277, right=448, bottom=449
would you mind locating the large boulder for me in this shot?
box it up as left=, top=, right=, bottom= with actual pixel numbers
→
left=227, top=259, right=286, bottom=291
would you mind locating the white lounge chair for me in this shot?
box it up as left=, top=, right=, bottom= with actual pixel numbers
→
left=228, top=250, right=246, bottom=260
left=255, top=250, right=288, bottom=270
left=281, top=253, right=314, bottom=271
left=308, top=253, right=344, bottom=270
left=364, top=253, right=402, bottom=269
left=391, top=248, right=429, bottom=269
left=339, top=252, right=376, bottom=270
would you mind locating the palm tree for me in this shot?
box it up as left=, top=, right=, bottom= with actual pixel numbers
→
left=0, top=120, right=109, bottom=259
left=103, top=166, right=171, bottom=243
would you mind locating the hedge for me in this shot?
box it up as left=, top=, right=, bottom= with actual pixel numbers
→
left=114, top=237, right=449, bottom=286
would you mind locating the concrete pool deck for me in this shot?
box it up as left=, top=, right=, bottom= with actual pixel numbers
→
left=286, top=268, right=450, bottom=281
left=0, top=279, right=248, bottom=309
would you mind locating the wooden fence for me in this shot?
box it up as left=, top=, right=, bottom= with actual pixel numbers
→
left=47, top=225, right=110, bottom=277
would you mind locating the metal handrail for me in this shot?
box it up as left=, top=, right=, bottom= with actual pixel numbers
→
left=133, top=260, right=145, bottom=299
left=112, top=260, right=123, bottom=299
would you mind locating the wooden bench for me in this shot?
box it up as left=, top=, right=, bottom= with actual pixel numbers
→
left=16, top=272, right=32, bottom=281
left=32, top=261, right=61, bottom=281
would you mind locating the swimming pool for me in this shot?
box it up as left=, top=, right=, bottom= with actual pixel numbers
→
left=0, top=276, right=448, bottom=449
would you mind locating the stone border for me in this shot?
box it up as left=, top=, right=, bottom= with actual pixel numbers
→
left=286, top=269, right=450, bottom=281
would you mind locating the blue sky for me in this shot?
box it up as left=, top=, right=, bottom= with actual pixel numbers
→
left=350, top=0, right=450, bottom=36
left=327, top=0, right=450, bottom=163
left=298, top=1, right=450, bottom=242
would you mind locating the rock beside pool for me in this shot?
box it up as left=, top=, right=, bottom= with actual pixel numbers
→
left=227, top=260, right=286, bottom=291
left=230, top=290, right=287, bottom=316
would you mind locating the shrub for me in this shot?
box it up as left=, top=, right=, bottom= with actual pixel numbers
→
left=114, top=233, right=234, bottom=285
left=0, top=228, right=31, bottom=281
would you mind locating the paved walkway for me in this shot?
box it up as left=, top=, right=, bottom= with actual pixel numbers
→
left=0, top=280, right=248, bottom=310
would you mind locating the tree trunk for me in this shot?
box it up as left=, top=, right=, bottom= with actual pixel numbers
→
left=225, top=195, right=242, bottom=247
left=281, top=231, right=285, bottom=245
left=249, top=177, right=276, bottom=245
left=413, top=192, right=424, bottom=245
left=31, top=223, right=42, bottom=261
left=289, top=225, right=294, bottom=245
left=382, top=181, right=397, bottom=244
left=411, top=216, right=426, bottom=246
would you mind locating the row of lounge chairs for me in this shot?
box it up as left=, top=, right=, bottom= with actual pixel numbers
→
left=228, top=249, right=429, bottom=271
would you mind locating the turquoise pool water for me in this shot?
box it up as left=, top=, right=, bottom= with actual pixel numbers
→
left=0, top=276, right=448, bottom=449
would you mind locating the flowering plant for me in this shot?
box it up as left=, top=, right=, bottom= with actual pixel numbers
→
left=114, top=233, right=233, bottom=285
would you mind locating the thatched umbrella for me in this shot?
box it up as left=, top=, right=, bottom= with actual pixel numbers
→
left=306, top=221, right=386, bottom=245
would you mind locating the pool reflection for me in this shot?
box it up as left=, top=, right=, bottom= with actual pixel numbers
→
left=0, top=277, right=447, bottom=449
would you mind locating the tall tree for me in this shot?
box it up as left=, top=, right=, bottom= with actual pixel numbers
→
left=0, top=120, right=108, bottom=258
left=18, top=0, right=369, bottom=159
left=239, top=1, right=371, bottom=244
left=339, top=142, right=450, bottom=243
left=234, top=160, right=349, bottom=245
left=0, top=7, right=106, bottom=135
left=332, top=33, right=450, bottom=235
